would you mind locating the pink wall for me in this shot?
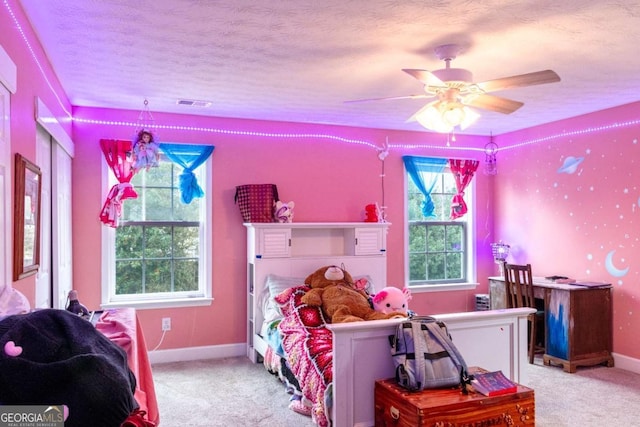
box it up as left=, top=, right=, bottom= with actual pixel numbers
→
left=494, top=102, right=640, bottom=359
left=72, top=107, right=493, bottom=349
left=1, top=1, right=72, bottom=301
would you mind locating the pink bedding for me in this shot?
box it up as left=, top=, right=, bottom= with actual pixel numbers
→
left=96, top=308, right=159, bottom=425
left=275, top=286, right=333, bottom=427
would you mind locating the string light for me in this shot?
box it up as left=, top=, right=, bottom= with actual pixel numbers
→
left=6, top=0, right=640, bottom=155
left=497, top=119, right=640, bottom=151
left=73, top=114, right=640, bottom=153
left=74, top=116, right=381, bottom=148
left=3, top=0, right=72, bottom=120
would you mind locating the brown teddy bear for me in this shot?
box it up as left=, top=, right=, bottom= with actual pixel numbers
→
left=300, top=265, right=407, bottom=323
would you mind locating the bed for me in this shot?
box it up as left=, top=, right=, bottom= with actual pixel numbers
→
left=250, top=256, right=534, bottom=427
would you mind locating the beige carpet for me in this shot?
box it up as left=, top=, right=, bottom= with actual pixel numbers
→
left=152, top=357, right=315, bottom=427
left=152, top=356, right=640, bottom=426
left=526, top=357, right=640, bottom=426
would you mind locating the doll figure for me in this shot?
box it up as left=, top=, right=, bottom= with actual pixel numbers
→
left=133, top=129, right=159, bottom=172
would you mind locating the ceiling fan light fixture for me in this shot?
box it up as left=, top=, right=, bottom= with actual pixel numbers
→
left=415, top=101, right=480, bottom=133
left=442, top=103, right=465, bottom=126
left=459, top=106, right=480, bottom=130
left=414, top=102, right=453, bottom=133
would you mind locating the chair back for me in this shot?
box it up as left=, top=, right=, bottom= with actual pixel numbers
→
left=503, top=263, right=535, bottom=309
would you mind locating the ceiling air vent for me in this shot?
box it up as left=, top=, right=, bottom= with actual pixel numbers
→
left=176, top=99, right=212, bottom=108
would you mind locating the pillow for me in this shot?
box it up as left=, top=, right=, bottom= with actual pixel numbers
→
left=266, top=274, right=306, bottom=298
left=0, top=286, right=30, bottom=317
left=353, top=275, right=376, bottom=296
left=261, top=275, right=305, bottom=325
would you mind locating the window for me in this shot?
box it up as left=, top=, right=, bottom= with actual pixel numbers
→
left=102, top=156, right=212, bottom=308
left=405, top=157, right=475, bottom=288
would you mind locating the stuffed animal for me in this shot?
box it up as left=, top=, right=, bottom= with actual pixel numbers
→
left=372, top=286, right=412, bottom=316
left=300, top=265, right=407, bottom=323
left=274, top=200, right=295, bottom=223
left=364, top=203, right=379, bottom=222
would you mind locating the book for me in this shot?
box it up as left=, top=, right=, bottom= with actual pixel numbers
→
left=545, top=275, right=569, bottom=281
left=572, top=281, right=610, bottom=288
left=471, top=370, right=518, bottom=396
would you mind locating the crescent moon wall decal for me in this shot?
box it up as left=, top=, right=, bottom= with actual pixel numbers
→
left=605, top=250, right=629, bottom=278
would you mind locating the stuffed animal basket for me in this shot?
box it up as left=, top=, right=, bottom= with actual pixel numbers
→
left=234, top=184, right=279, bottom=223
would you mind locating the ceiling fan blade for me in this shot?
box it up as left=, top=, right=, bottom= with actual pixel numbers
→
left=464, top=93, right=524, bottom=114
left=344, top=94, right=431, bottom=104
left=476, top=70, right=560, bottom=93
left=402, top=69, right=445, bottom=87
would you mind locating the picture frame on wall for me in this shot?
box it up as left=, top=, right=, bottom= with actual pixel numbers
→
left=13, top=153, right=42, bottom=280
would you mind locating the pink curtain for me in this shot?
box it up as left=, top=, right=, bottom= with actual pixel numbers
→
left=449, top=159, right=479, bottom=220
left=99, top=139, right=137, bottom=227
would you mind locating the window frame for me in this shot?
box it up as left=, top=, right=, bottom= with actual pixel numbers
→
left=404, top=159, right=477, bottom=293
left=101, top=157, right=213, bottom=309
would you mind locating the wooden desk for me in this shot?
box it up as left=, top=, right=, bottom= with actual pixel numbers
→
left=489, top=277, right=614, bottom=373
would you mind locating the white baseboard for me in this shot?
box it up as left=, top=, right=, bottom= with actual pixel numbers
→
left=612, top=352, right=640, bottom=374
left=149, top=343, right=245, bottom=365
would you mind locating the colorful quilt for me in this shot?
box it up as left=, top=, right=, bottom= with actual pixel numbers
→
left=275, top=286, right=333, bottom=427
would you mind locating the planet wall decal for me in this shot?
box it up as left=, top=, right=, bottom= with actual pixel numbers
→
left=557, top=156, right=584, bottom=174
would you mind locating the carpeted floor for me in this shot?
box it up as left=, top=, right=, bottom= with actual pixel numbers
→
left=152, top=356, right=640, bottom=426
left=526, top=357, right=640, bottom=426
left=152, top=357, right=315, bottom=427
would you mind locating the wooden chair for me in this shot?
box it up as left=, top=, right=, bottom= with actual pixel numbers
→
left=503, top=262, right=545, bottom=364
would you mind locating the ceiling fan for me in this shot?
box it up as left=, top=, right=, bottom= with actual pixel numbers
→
left=346, top=44, right=561, bottom=132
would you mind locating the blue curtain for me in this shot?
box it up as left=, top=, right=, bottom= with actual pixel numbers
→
left=159, top=143, right=214, bottom=204
left=403, top=156, right=447, bottom=217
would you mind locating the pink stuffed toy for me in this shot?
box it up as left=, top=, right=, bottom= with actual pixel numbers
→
left=372, top=286, right=412, bottom=316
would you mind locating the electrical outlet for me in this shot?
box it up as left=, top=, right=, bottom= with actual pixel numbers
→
left=161, top=317, right=171, bottom=331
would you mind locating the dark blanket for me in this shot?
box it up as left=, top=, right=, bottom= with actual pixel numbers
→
left=0, top=309, right=138, bottom=427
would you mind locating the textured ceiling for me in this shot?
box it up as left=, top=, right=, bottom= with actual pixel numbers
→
left=18, top=0, right=640, bottom=136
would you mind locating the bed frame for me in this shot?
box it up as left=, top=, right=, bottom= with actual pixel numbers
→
left=245, top=224, right=533, bottom=427
left=329, top=307, right=533, bottom=427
